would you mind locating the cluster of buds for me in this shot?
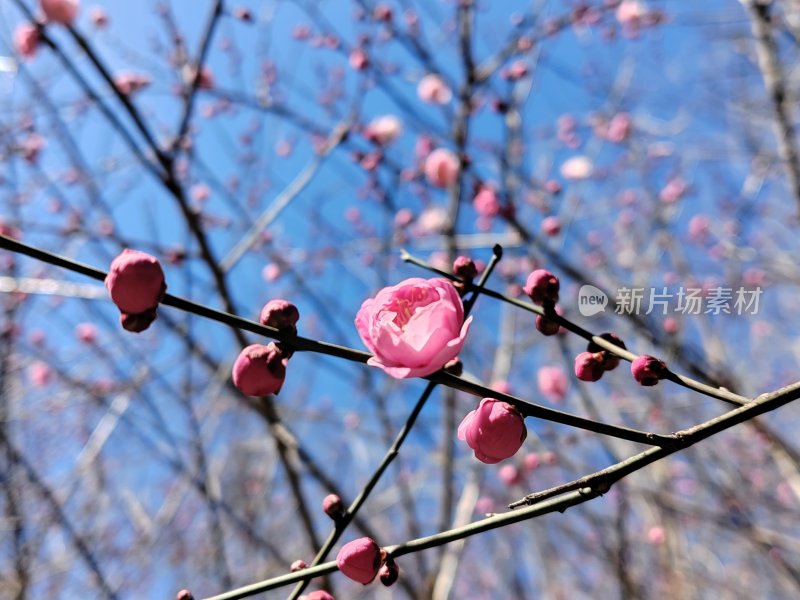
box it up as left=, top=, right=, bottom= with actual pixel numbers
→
left=575, top=333, right=627, bottom=382
left=232, top=299, right=301, bottom=397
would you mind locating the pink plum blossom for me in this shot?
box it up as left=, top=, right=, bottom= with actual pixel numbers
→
left=29, top=361, right=52, bottom=387
left=616, top=0, right=645, bottom=26
left=605, top=112, right=632, bottom=143
left=322, top=493, right=344, bottom=520
left=688, top=214, right=711, bottom=241
left=537, top=366, right=568, bottom=402
left=524, top=269, right=560, bottom=305
left=417, top=74, right=452, bottom=104
left=560, top=156, right=593, bottom=180
left=105, top=250, right=166, bottom=315
left=114, top=72, right=152, bottom=96
left=574, top=352, right=604, bottom=382
left=424, top=148, right=459, bottom=188
left=473, top=186, right=500, bottom=217
left=349, top=48, right=369, bottom=70
left=458, top=398, right=527, bottom=464
left=659, top=177, right=687, bottom=203
left=541, top=216, right=561, bottom=237
left=90, top=6, right=108, bottom=27
left=41, top=0, right=79, bottom=25
left=647, top=525, right=666, bottom=544
left=231, top=343, right=286, bottom=396
left=355, top=278, right=472, bottom=379
left=364, top=115, right=403, bottom=145
left=75, top=322, right=97, bottom=344
left=21, top=133, right=46, bottom=164
left=631, top=355, right=666, bottom=386
left=336, top=537, right=382, bottom=585
left=14, top=23, right=39, bottom=59
left=498, top=464, right=521, bottom=485
left=260, top=300, right=300, bottom=333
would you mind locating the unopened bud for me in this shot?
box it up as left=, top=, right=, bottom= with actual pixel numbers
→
left=322, top=494, right=345, bottom=520
left=379, top=556, right=399, bottom=587
left=291, top=559, right=308, bottom=572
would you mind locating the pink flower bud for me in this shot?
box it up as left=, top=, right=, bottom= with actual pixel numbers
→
left=363, top=115, right=403, bottom=145
left=545, top=180, right=561, bottom=194
left=176, top=590, right=194, bottom=600
left=14, top=23, right=39, bottom=59
left=379, top=557, right=399, bottom=587
left=114, top=72, right=152, bottom=96
left=523, top=452, right=540, bottom=472
left=233, top=6, right=253, bottom=21
left=687, top=214, right=710, bottom=241
left=659, top=177, right=686, bottom=203
left=663, top=317, right=679, bottom=334
left=105, top=249, right=166, bottom=315
left=473, top=186, right=500, bottom=217
left=523, top=269, right=560, bottom=305
left=417, top=74, right=452, bottom=104
left=41, top=0, right=79, bottom=26
left=647, top=525, right=666, bottom=545
left=336, top=537, right=382, bottom=585
left=424, top=148, right=459, bottom=188
left=453, top=256, right=477, bottom=281
left=458, top=398, right=527, bottom=464
left=291, top=559, right=308, bottom=572
left=90, top=7, right=108, bottom=27
left=535, top=314, right=560, bottom=336
left=349, top=48, right=369, bottom=70
left=120, top=309, right=158, bottom=333
left=605, top=112, right=632, bottom=143
left=631, top=355, right=666, bottom=386
left=259, top=299, right=300, bottom=334
left=586, top=332, right=627, bottom=371
left=560, top=155, right=593, bottom=180
left=373, top=4, right=393, bottom=21
left=322, top=494, right=344, bottom=519
left=541, top=216, right=561, bottom=237
left=537, top=366, right=567, bottom=402
left=306, top=591, right=335, bottom=600
left=29, top=361, right=52, bottom=388
left=231, top=343, right=286, bottom=396
left=498, top=464, right=520, bottom=485
left=75, top=322, right=97, bottom=344
left=197, top=66, right=215, bottom=89
left=574, top=352, right=604, bottom=382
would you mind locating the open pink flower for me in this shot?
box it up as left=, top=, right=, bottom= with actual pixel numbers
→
left=336, top=537, right=382, bottom=585
left=105, top=249, right=166, bottom=315
left=355, top=277, right=472, bottom=379
left=458, top=398, right=527, bottom=464
left=305, top=592, right=335, bottom=600
left=14, top=23, right=39, bottom=59
left=424, top=148, right=459, bottom=188
left=41, top=0, right=79, bottom=25
left=232, top=343, right=286, bottom=396
left=417, top=74, right=452, bottom=104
